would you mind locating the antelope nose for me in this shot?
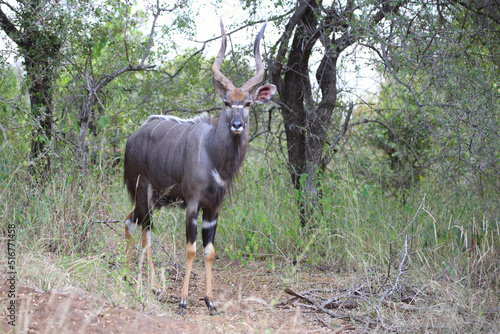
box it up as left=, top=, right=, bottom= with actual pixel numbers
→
left=231, top=120, right=243, bottom=133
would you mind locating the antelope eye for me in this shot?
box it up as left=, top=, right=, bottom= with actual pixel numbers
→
left=224, top=101, right=231, bottom=107
left=244, top=102, right=251, bottom=108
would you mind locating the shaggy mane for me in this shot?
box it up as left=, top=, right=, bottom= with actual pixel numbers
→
left=146, top=113, right=214, bottom=126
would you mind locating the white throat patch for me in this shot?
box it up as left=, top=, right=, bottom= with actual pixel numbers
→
left=211, top=169, right=226, bottom=187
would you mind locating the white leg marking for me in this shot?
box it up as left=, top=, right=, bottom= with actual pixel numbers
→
left=202, top=220, right=217, bottom=230
left=204, top=243, right=214, bottom=256
left=125, top=217, right=137, bottom=234
left=187, top=240, right=197, bottom=254
left=146, top=230, right=152, bottom=248
left=147, top=183, right=154, bottom=209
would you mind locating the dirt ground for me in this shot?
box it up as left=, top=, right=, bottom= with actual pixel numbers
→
left=1, top=260, right=357, bottom=333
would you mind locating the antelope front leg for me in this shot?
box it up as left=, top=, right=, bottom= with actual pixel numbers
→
left=141, top=228, right=157, bottom=292
left=202, top=211, right=219, bottom=315
left=179, top=208, right=198, bottom=315
left=124, top=212, right=136, bottom=276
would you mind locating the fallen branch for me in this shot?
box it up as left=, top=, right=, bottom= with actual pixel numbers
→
left=90, top=219, right=122, bottom=224
left=332, top=324, right=356, bottom=333
left=322, top=297, right=359, bottom=310
left=274, top=288, right=323, bottom=306
left=381, top=300, right=421, bottom=312
left=284, top=288, right=368, bottom=325
left=285, top=288, right=341, bottom=317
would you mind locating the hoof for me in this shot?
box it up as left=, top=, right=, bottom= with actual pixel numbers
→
left=178, top=301, right=187, bottom=315
left=151, top=287, right=161, bottom=297
left=205, top=296, right=219, bottom=316
left=209, top=307, right=220, bottom=316
left=123, top=275, right=135, bottom=287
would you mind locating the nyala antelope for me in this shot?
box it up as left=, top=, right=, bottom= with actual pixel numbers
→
left=123, top=20, right=276, bottom=315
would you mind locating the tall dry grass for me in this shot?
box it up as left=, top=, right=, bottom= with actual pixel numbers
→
left=1, top=144, right=498, bottom=331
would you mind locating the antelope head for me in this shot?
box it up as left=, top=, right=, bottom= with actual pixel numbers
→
left=212, top=19, right=276, bottom=135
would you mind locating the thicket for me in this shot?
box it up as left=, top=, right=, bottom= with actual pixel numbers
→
left=1, top=0, right=499, bottom=330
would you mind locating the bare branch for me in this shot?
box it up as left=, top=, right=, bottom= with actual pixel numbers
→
left=193, top=11, right=295, bottom=45
left=452, top=0, right=500, bottom=25
left=139, top=0, right=160, bottom=67
left=330, top=102, right=354, bottom=150
left=0, top=5, right=23, bottom=46
left=0, top=121, right=13, bottom=150
left=394, top=194, right=426, bottom=243
left=284, top=288, right=368, bottom=324
left=0, top=1, right=19, bottom=15
left=161, top=43, right=206, bottom=79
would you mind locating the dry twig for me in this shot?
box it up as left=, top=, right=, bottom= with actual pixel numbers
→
left=284, top=288, right=368, bottom=325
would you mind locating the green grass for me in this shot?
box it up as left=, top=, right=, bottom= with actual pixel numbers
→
left=215, top=157, right=499, bottom=288
left=1, top=145, right=499, bottom=331
left=3, top=147, right=498, bottom=281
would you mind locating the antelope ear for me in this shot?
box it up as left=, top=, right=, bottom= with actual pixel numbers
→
left=213, top=77, right=227, bottom=99
left=253, top=84, right=276, bottom=104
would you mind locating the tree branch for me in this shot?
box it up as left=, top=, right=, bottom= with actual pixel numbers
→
left=452, top=0, right=500, bottom=25
left=269, top=0, right=310, bottom=94
left=0, top=121, right=13, bottom=150
left=0, top=5, right=23, bottom=47
left=139, top=0, right=162, bottom=67
left=161, top=43, right=206, bottom=79
left=330, top=102, right=354, bottom=150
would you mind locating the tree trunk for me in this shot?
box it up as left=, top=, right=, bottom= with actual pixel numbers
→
left=270, top=0, right=405, bottom=227
left=1, top=1, right=61, bottom=178
left=23, top=40, right=60, bottom=177
left=272, top=1, right=334, bottom=226
left=27, top=70, right=52, bottom=175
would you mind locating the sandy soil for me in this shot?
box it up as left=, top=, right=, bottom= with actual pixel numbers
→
left=1, top=260, right=357, bottom=333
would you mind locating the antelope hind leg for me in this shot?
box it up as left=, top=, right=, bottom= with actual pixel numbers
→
left=202, top=213, right=219, bottom=315
left=141, top=228, right=159, bottom=293
left=203, top=242, right=219, bottom=315
left=178, top=241, right=196, bottom=315
left=179, top=208, right=198, bottom=315
left=124, top=212, right=136, bottom=281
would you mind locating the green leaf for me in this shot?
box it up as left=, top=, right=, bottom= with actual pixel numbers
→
left=70, top=114, right=80, bottom=132
left=98, top=116, right=110, bottom=129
